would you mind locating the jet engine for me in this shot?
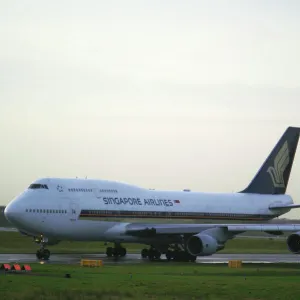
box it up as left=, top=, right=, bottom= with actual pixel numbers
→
left=186, top=233, right=219, bottom=256
left=287, top=232, right=300, bottom=254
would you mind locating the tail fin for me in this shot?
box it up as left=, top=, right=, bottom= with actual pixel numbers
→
left=240, top=126, right=300, bottom=195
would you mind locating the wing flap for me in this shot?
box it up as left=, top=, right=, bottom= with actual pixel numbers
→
left=125, top=223, right=219, bottom=236
left=228, top=224, right=300, bottom=232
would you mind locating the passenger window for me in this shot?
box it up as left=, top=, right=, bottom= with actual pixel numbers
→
left=29, top=209, right=32, bottom=212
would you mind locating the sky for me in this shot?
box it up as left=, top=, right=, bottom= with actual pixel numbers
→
left=1, top=0, right=300, bottom=218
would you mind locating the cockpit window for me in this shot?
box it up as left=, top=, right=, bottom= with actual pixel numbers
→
left=28, top=184, right=49, bottom=190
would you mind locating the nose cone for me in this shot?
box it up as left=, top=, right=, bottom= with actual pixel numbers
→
left=5, top=194, right=40, bottom=234
left=4, top=201, right=20, bottom=225
left=4, top=203, right=13, bottom=223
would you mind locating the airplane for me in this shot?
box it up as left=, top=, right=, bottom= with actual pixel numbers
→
left=4, top=126, right=300, bottom=262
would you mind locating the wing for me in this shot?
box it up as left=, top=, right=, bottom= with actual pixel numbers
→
left=125, top=222, right=300, bottom=236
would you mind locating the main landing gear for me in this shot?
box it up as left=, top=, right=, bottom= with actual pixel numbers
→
left=106, top=243, right=127, bottom=258
left=141, top=246, right=197, bottom=262
left=35, top=235, right=50, bottom=260
left=141, top=247, right=161, bottom=260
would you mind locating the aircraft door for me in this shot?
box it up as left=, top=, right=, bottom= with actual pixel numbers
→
left=152, top=194, right=168, bottom=222
left=41, top=208, right=48, bottom=223
left=69, top=200, right=80, bottom=222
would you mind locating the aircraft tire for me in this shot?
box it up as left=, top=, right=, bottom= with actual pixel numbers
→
left=36, top=250, right=42, bottom=260
left=173, top=250, right=195, bottom=262
left=106, top=247, right=113, bottom=257
left=189, top=255, right=197, bottom=262
left=141, top=248, right=148, bottom=258
left=148, top=249, right=155, bottom=261
left=172, top=250, right=181, bottom=261
left=166, top=250, right=173, bottom=261
left=120, top=247, right=127, bottom=257
left=36, top=249, right=50, bottom=260
left=154, top=250, right=161, bottom=260
left=43, top=249, right=50, bottom=260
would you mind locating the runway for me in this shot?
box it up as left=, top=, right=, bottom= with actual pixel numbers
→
left=0, top=253, right=299, bottom=265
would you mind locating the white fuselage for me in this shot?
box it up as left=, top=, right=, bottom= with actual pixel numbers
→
left=4, top=177, right=293, bottom=243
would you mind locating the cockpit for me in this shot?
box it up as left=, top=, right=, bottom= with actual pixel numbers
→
left=28, top=184, right=49, bottom=190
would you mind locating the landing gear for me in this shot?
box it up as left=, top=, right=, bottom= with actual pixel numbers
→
left=106, top=243, right=127, bottom=258
left=36, top=248, right=50, bottom=260
left=171, top=250, right=196, bottom=262
left=141, top=247, right=161, bottom=261
left=141, top=245, right=197, bottom=262
left=35, top=235, right=50, bottom=260
left=141, top=248, right=148, bottom=258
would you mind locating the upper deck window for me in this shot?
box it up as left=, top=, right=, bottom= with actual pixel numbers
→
left=28, top=184, right=49, bottom=190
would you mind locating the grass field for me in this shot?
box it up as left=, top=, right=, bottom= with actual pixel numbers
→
left=1, top=263, right=300, bottom=299
left=0, top=231, right=289, bottom=254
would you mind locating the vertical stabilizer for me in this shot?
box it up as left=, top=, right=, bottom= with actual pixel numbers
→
left=240, top=127, right=300, bottom=194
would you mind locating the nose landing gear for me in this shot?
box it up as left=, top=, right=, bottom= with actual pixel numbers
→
left=36, top=248, right=50, bottom=260
left=35, top=235, right=51, bottom=260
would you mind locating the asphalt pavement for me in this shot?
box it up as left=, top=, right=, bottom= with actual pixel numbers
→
left=0, top=253, right=299, bottom=265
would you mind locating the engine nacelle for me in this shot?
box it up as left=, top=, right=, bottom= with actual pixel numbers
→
left=186, top=233, right=218, bottom=256
left=287, top=232, right=300, bottom=254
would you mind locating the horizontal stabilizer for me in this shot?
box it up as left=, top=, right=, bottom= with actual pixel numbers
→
left=269, top=204, right=300, bottom=210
